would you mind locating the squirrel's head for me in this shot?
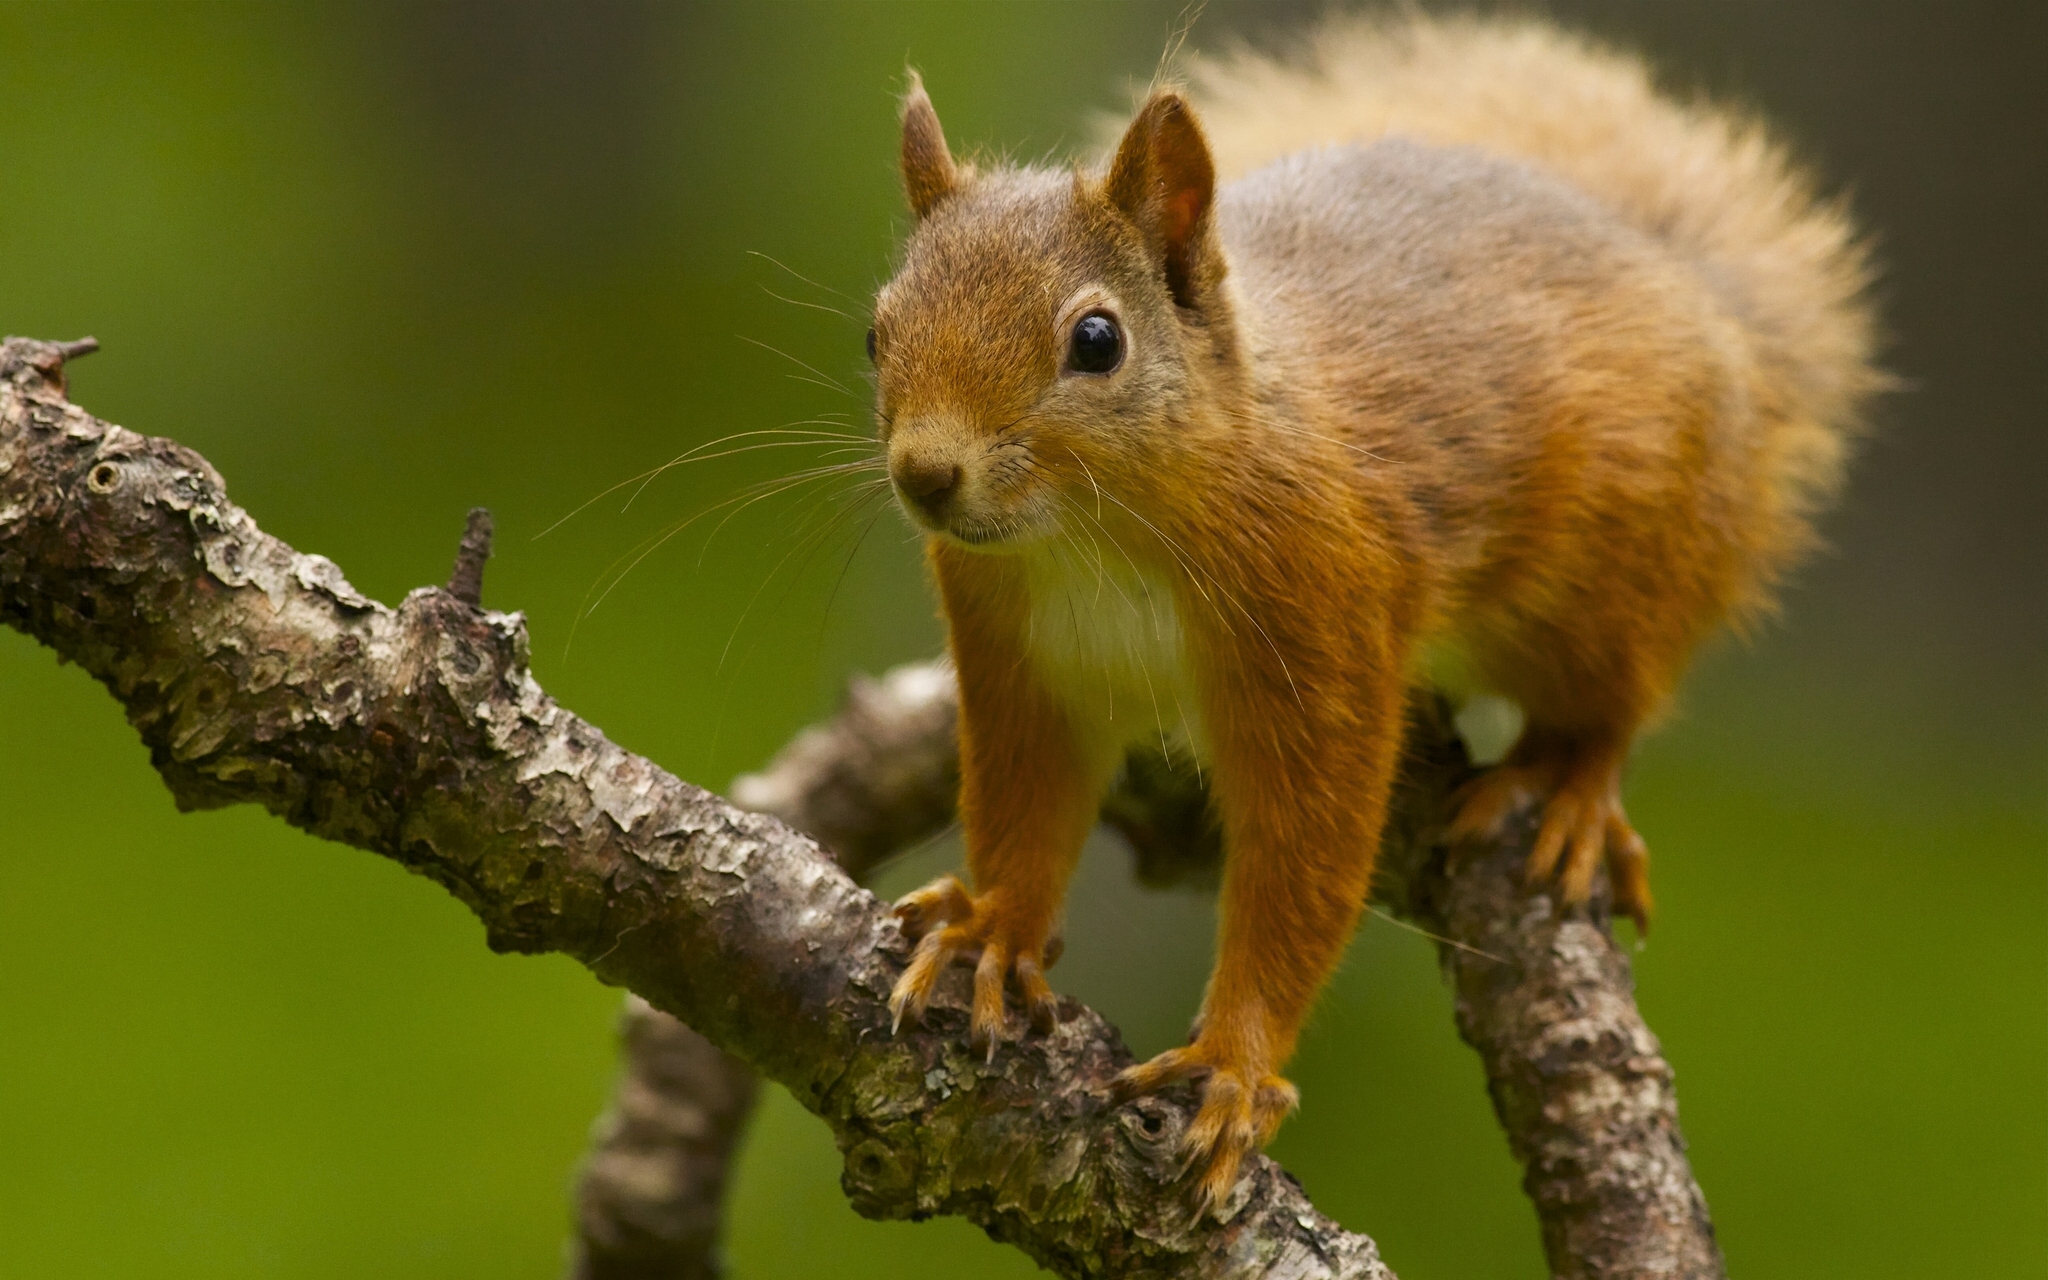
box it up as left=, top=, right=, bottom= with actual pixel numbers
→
left=871, top=77, right=1230, bottom=550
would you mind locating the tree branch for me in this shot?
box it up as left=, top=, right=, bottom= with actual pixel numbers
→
left=0, top=335, right=1390, bottom=1277
left=571, top=995, right=761, bottom=1280
left=570, top=663, right=957, bottom=1280
left=1, top=334, right=1720, bottom=1278
left=671, top=657, right=1722, bottom=1278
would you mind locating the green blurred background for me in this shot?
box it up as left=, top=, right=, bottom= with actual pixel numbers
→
left=1, top=2, right=2040, bottom=1276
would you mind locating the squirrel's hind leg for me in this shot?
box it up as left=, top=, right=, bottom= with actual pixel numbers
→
left=1447, top=725, right=1654, bottom=932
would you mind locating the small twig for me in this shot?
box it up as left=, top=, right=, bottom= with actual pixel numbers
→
left=447, top=506, right=494, bottom=607
left=2, top=335, right=99, bottom=396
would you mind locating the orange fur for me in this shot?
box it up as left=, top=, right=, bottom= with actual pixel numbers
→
left=869, top=13, right=1880, bottom=1213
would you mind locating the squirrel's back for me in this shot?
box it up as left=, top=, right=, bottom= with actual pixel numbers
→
left=1184, top=11, right=1883, bottom=606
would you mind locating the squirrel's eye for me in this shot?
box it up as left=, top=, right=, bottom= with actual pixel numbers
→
left=865, top=328, right=878, bottom=363
left=1066, top=312, right=1123, bottom=375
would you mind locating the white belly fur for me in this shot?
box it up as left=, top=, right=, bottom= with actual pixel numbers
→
left=1021, top=543, right=1202, bottom=756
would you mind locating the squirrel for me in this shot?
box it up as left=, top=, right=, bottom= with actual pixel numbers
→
left=866, top=11, right=1880, bottom=1211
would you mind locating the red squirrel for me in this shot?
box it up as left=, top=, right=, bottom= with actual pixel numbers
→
left=866, top=12, right=1879, bottom=1210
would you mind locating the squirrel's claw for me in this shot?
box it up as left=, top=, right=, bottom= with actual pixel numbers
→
left=1446, top=764, right=1544, bottom=848
left=1012, top=951, right=1059, bottom=1035
left=1451, top=759, right=1654, bottom=934
left=892, top=873, right=974, bottom=940
left=887, top=874, right=1063, bottom=1054
left=1108, top=1043, right=1210, bottom=1104
left=1113, top=1041, right=1298, bottom=1218
left=971, top=942, right=1011, bottom=1060
left=1184, top=1070, right=1297, bottom=1216
left=889, top=928, right=957, bottom=1033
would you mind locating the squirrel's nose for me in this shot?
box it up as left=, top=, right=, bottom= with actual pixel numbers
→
left=893, top=456, right=963, bottom=517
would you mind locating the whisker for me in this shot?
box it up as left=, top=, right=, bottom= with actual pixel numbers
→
left=1098, top=485, right=1304, bottom=710
left=823, top=492, right=893, bottom=605
left=537, top=425, right=872, bottom=539
left=696, top=463, right=888, bottom=566
left=746, top=249, right=866, bottom=307
left=696, top=480, right=896, bottom=760
left=1050, top=491, right=1177, bottom=754
left=1038, top=489, right=1141, bottom=726
left=714, top=482, right=893, bottom=674
left=1226, top=407, right=1398, bottom=465
left=1070, top=449, right=1107, bottom=522
left=736, top=334, right=854, bottom=397
left=1043, top=449, right=1303, bottom=712
left=1365, top=904, right=1507, bottom=964
left=784, top=373, right=856, bottom=397
left=814, top=494, right=896, bottom=651
left=1048, top=447, right=1228, bottom=630
left=880, top=819, right=963, bottom=871
left=1040, top=489, right=1204, bottom=772
left=570, top=464, right=880, bottom=644
left=762, top=285, right=858, bottom=323
left=620, top=439, right=878, bottom=512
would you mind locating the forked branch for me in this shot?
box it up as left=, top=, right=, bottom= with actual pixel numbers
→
left=0, top=337, right=1719, bottom=1279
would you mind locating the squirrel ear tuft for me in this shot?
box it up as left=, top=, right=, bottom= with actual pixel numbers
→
left=1106, top=92, right=1217, bottom=307
left=900, top=73, right=958, bottom=220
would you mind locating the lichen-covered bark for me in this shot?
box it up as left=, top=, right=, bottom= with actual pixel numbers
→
left=0, top=335, right=1392, bottom=1278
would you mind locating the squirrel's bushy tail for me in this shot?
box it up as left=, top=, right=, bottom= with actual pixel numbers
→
left=1186, top=11, right=1884, bottom=593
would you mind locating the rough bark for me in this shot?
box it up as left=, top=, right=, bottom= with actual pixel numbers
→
left=1434, top=843, right=1722, bottom=1276
left=0, top=334, right=1390, bottom=1278
left=571, top=663, right=958, bottom=1280
left=1391, top=728, right=1727, bottom=1279
left=2, top=334, right=1720, bottom=1279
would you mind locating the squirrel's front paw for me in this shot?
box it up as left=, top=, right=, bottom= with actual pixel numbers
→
left=1110, top=1040, right=1299, bottom=1216
left=888, top=874, right=1061, bottom=1060
left=1449, top=760, right=1653, bottom=934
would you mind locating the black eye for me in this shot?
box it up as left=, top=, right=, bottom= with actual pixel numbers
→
left=1067, top=312, right=1122, bottom=374
left=865, top=327, right=878, bottom=363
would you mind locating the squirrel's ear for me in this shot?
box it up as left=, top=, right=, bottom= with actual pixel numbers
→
left=900, top=73, right=958, bottom=220
left=1106, top=92, right=1217, bottom=307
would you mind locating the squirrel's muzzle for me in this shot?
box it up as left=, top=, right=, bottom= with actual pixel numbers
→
left=891, top=452, right=963, bottom=523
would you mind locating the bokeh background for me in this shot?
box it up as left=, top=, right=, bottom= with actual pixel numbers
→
left=2, top=2, right=2041, bottom=1277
